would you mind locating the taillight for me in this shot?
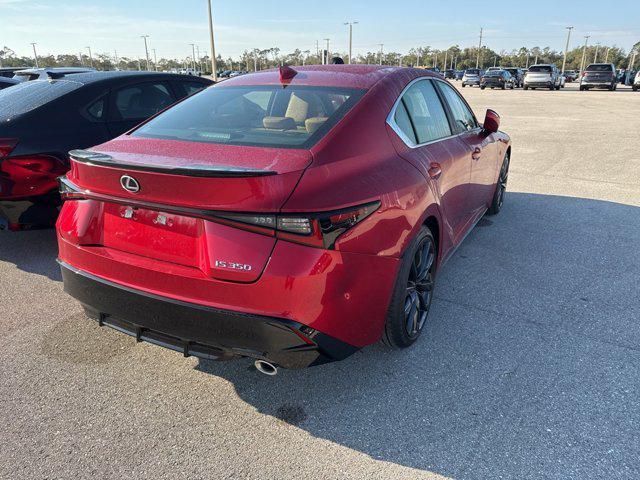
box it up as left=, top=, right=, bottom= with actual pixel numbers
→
left=216, top=202, right=380, bottom=249
left=0, top=138, right=18, bottom=158
left=4, top=156, right=59, bottom=173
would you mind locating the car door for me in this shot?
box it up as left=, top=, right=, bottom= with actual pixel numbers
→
left=435, top=80, right=498, bottom=215
left=107, top=80, right=176, bottom=137
left=389, top=78, right=473, bottom=241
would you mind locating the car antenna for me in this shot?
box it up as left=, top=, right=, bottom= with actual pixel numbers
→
left=279, top=65, right=298, bottom=83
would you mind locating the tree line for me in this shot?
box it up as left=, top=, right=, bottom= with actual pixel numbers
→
left=1, top=41, right=638, bottom=73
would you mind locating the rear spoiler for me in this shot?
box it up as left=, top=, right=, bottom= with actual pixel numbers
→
left=69, top=149, right=277, bottom=178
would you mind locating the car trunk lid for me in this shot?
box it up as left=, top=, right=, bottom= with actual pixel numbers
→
left=63, top=137, right=312, bottom=282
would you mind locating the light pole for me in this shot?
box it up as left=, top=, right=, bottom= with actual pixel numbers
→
left=190, top=43, right=196, bottom=70
left=206, top=0, right=218, bottom=81
left=444, top=50, right=448, bottom=70
left=416, top=49, right=421, bottom=68
left=476, top=27, right=483, bottom=68
left=152, top=48, right=157, bottom=71
left=580, top=35, right=590, bottom=75
left=594, top=42, right=600, bottom=62
left=343, top=21, right=358, bottom=64
left=324, top=38, right=330, bottom=64
left=114, top=50, right=119, bottom=69
left=141, top=35, right=150, bottom=70
left=31, top=43, right=39, bottom=67
left=378, top=44, right=384, bottom=65
left=79, top=51, right=84, bottom=67
left=561, top=26, right=573, bottom=74
left=196, top=45, right=200, bottom=72
left=86, top=46, right=93, bottom=68
left=604, top=46, right=610, bottom=62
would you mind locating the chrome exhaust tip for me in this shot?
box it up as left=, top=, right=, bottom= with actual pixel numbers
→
left=254, top=360, right=278, bottom=376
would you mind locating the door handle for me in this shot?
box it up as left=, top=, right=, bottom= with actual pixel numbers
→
left=472, top=147, right=482, bottom=160
left=428, top=163, right=442, bottom=180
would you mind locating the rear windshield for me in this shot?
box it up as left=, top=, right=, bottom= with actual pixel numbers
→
left=485, top=71, right=502, bottom=76
left=0, top=80, right=80, bottom=121
left=132, top=85, right=365, bottom=149
left=529, top=66, right=552, bottom=73
left=586, top=64, right=613, bottom=72
left=465, top=69, right=480, bottom=75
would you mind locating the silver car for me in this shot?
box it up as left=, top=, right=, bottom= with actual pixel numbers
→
left=461, top=68, right=482, bottom=87
left=524, top=64, right=562, bottom=90
left=633, top=71, right=640, bottom=92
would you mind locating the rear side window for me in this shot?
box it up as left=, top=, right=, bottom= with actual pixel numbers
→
left=394, top=101, right=417, bottom=144
left=0, top=80, right=80, bottom=122
left=132, top=85, right=364, bottom=149
left=114, top=82, right=173, bottom=120
left=394, top=80, right=451, bottom=145
left=437, top=82, right=477, bottom=132
left=87, top=97, right=105, bottom=120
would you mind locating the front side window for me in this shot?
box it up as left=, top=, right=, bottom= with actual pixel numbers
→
left=436, top=81, right=477, bottom=132
left=132, top=85, right=364, bottom=149
left=114, top=82, right=173, bottom=120
left=395, top=80, right=451, bottom=145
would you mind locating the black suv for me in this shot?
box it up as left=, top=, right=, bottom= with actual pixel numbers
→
left=580, top=63, right=617, bottom=91
left=480, top=70, right=515, bottom=90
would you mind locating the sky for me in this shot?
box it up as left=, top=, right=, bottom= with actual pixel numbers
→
left=1, top=0, right=639, bottom=61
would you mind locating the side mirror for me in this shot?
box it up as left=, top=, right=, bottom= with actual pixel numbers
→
left=483, top=109, right=500, bottom=134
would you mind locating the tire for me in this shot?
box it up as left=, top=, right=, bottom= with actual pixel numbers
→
left=556, top=85, right=561, bottom=90
left=501, top=84, right=506, bottom=90
left=480, top=86, right=485, bottom=90
left=523, top=85, right=529, bottom=90
left=579, top=86, right=585, bottom=91
left=382, top=226, right=436, bottom=349
left=462, top=84, right=466, bottom=87
left=487, top=152, right=510, bottom=216
left=510, top=83, right=514, bottom=90
left=633, top=86, right=638, bottom=92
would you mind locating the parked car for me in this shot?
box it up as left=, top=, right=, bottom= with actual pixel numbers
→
left=633, top=71, right=640, bottom=91
left=503, top=67, right=524, bottom=87
left=454, top=70, right=464, bottom=80
left=12, top=67, right=96, bottom=82
left=579, top=63, right=617, bottom=91
left=0, top=71, right=212, bottom=230
left=523, top=64, right=562, bottom=90
left=481, top=70, right=515, bottom=90
left=563, top=70, right=578, bottom=82
left=462, top=68, right=483, bottom=87
left=444, top=69, right=456, bottom=79
left=56, top=65, right=511, bottom=373
left=0, top=77, right=19, bottom=90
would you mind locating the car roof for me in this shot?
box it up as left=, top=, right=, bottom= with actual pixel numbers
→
left=217, top=65, right=431, bottom=89
left=14, top=67, right=96, bottom=79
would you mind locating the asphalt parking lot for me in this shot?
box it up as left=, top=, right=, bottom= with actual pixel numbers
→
left=1, top=82, right=639, bottom=480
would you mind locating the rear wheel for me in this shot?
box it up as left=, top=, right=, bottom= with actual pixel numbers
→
left=487, top=152, right=510, bottom=216
left=523, top=85, right=529, bottom=90
left=383, top=226, right=436, bottom=349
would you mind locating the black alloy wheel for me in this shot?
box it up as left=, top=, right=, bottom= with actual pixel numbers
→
left=383, top=226, right=437, bottom=348
left=403, top=237, right=435, bottom=338
left=488, top=152, right=510, bottom=215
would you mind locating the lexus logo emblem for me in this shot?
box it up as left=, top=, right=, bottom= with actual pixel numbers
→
left=120, top=175, right=140, bottom=193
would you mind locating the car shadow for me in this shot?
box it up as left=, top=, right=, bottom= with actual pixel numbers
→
left=195, top=192, right=640, bottom=479
left=0, top=228, right=61, bottom=281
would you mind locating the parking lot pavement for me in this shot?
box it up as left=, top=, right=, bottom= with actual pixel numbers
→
left=1, top=83, right=639, bottom=480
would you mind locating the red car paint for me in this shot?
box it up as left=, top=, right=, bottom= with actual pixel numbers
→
left=57, top=65, right=510, bottom=367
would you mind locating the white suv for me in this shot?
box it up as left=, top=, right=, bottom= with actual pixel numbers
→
left=634, top=71, right=640, bottom=92
left=524, top=64, right=562, bottom=90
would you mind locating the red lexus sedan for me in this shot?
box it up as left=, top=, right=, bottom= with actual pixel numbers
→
left=56, top=65, right=510, bottom=374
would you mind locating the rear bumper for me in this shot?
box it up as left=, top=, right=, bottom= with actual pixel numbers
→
left=524, top=81, right=553, bottom=87
left=59, top=260, right=360, bottom=369
left=580, top=81, right=613, bottom=88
